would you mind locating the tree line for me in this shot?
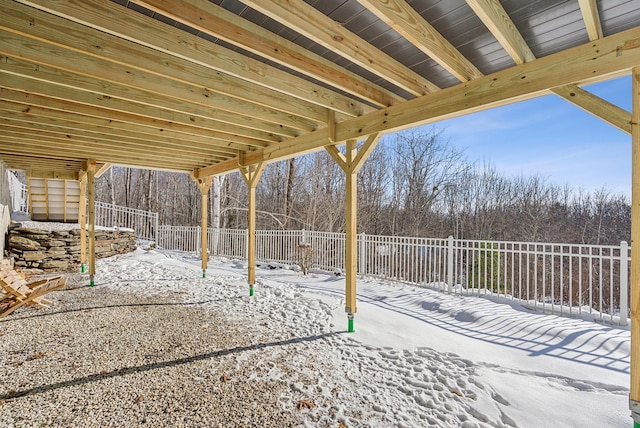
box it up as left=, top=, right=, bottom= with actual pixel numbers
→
left=95, top=128, right=630, bottom=246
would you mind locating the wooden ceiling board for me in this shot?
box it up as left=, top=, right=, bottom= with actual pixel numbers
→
left=0, top=0, right=637, bottom=180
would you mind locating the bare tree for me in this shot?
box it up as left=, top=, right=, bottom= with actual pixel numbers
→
left=357, top=139, right=391, bottom=234
left=390, top=129, right=467, bottom=236
left=91, top=133, right=630, bottom=246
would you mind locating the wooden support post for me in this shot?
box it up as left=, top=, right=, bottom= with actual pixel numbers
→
left=196, top=176, right=213, bottom=278
left=631, top=67, right=640, bottom=428
left=44, top=179, right=49, bottom=220
left=344, top=140, right=358, bottom=329
left=63, top=180, right=67, bottom=222
left=328, top=110, right=336, bottom=143
left=79, top=176, right=87, bottom=273
left=86, top=160, right=97, bottom=286
left=240, top=163, right=265, bottom=295
left=326, top=133, right=382, bottom=332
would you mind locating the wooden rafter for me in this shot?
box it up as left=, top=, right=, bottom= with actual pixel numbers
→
left=13, top=0, right=371, bottom=118
left=240, top=0, right=439, bottom=96
left=4, top=0, right=333, bottom=125
left=0, top=0, right=636, bottom=182
left=0, top=31, right=318, bottom=134
left=0, top=101, right=254, bottom=154
left=359, top=0, right=483, bottom=82
left=2, top=137, right=202, bottom=171
left=0, top=82, right=278, bottom=145
left=465, top=0, right=535, bottom=65
left=125, top=0, right=402, bottom=108
left=578, top=0, right=604, bottom=41
left=0, top=57, right=303, bottom=139
left=466, top=0, right=629, bottom=135
left=0, top=114, right=240, bottom=159
left=197, top=27, right=640, bottom=178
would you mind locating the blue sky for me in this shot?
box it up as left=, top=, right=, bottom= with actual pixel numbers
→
left=432, top=75, right=632, bottom=197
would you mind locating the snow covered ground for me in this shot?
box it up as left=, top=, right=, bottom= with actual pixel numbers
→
left=95, top=248, right=631, bottom=427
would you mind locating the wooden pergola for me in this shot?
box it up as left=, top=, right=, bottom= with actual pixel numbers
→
left=1, top=0, right=639, bottom=423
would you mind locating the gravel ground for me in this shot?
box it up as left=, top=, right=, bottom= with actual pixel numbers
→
left=0, top=273, right=309, bottom=427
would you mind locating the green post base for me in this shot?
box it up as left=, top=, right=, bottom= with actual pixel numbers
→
left=249, top=286, right=254, bottom=297
left=89, top=274, right=94, bottom=287
left=634, top=421, right=639, bottom=428
left=81, top=264, right=86, bottom=273
left=348, top=317, right=354, bottom=333
left=202, top=270, right=206, bottom=279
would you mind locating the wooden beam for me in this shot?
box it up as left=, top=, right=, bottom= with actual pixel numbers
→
left=196, top=176, right=214, bottom=277
left=324, top=145, right=347, bottom=171
left=465, top=0, right=536, bottom=64
left=25, top=169, right=79, bottom=181
left=466, top=0, right=628, bottom=136
left=552, top=84, right=631, bottom=134
left=79, top=175, right=87, bottom=272
left=0, top=131, right=217, bottom=171
left=359, top=0, right=483, bottom=82
left=0, top=30, right=319, bottom=133
left=578, top=0, right=603, bottom=41
left=0, top=93, right=271, bottom=150
left=1, top=1, right=332, bottom=124
left=239, top=163, right=265, bottom=291
left=126, top=0, right=401, bottom=107
left=0, top=115, right=235, bottom=160
left=85, top=159, right=96, bottom=285
left=63, top=179, right=67, bottom=222
left=0, top=83, right=278, bottom=147
left=197, top=27, right=640, bottom=178
left=240, top=0, right=438, bottom=96
left=0, top=138, right=201, bottom=174
left=0, top=58, right=303, bottom=140
left=44, top=178, right=49, bottom=220
left=630, top=66, right=640, bottom=426
left=94, top=163, right=112, bottom=179
left=352, top=133, right=382, bottom=174
left=11, top=0, right=371, bottom=117
left=328, top=110, right=337, bottom=144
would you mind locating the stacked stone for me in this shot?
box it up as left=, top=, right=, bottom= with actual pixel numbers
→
left=6, top=225, right=136, bottom=273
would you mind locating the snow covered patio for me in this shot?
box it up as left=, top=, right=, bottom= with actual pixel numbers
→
left=0, top=248, right=629, bottom=427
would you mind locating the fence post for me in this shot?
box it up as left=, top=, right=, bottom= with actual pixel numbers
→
left=154, top=213, right=159, bottom=243
left=244, top=229, right=249, bottom=260
left=447, top=235, right=454, bottom=294
left=620, top=240, right=629, bottom=326
left=358, top=232, right=366, bottom=276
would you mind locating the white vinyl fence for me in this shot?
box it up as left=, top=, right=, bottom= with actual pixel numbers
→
left=7, top=171, right=27, bottom=213
left=94, top=201, right=158, bottom=241
left=157, top=226, right=631, bottom=326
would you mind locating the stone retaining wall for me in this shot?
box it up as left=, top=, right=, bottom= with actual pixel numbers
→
left=5, top=224, right=136, bottom=274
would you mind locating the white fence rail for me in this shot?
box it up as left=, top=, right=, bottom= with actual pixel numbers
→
left=156, top=227, right=632, bottom=326
left=94, top=201, right=158, bottom=241
left=157, top=225, right=201, bottom=252
left=7, top=171, right=27, bottom=213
